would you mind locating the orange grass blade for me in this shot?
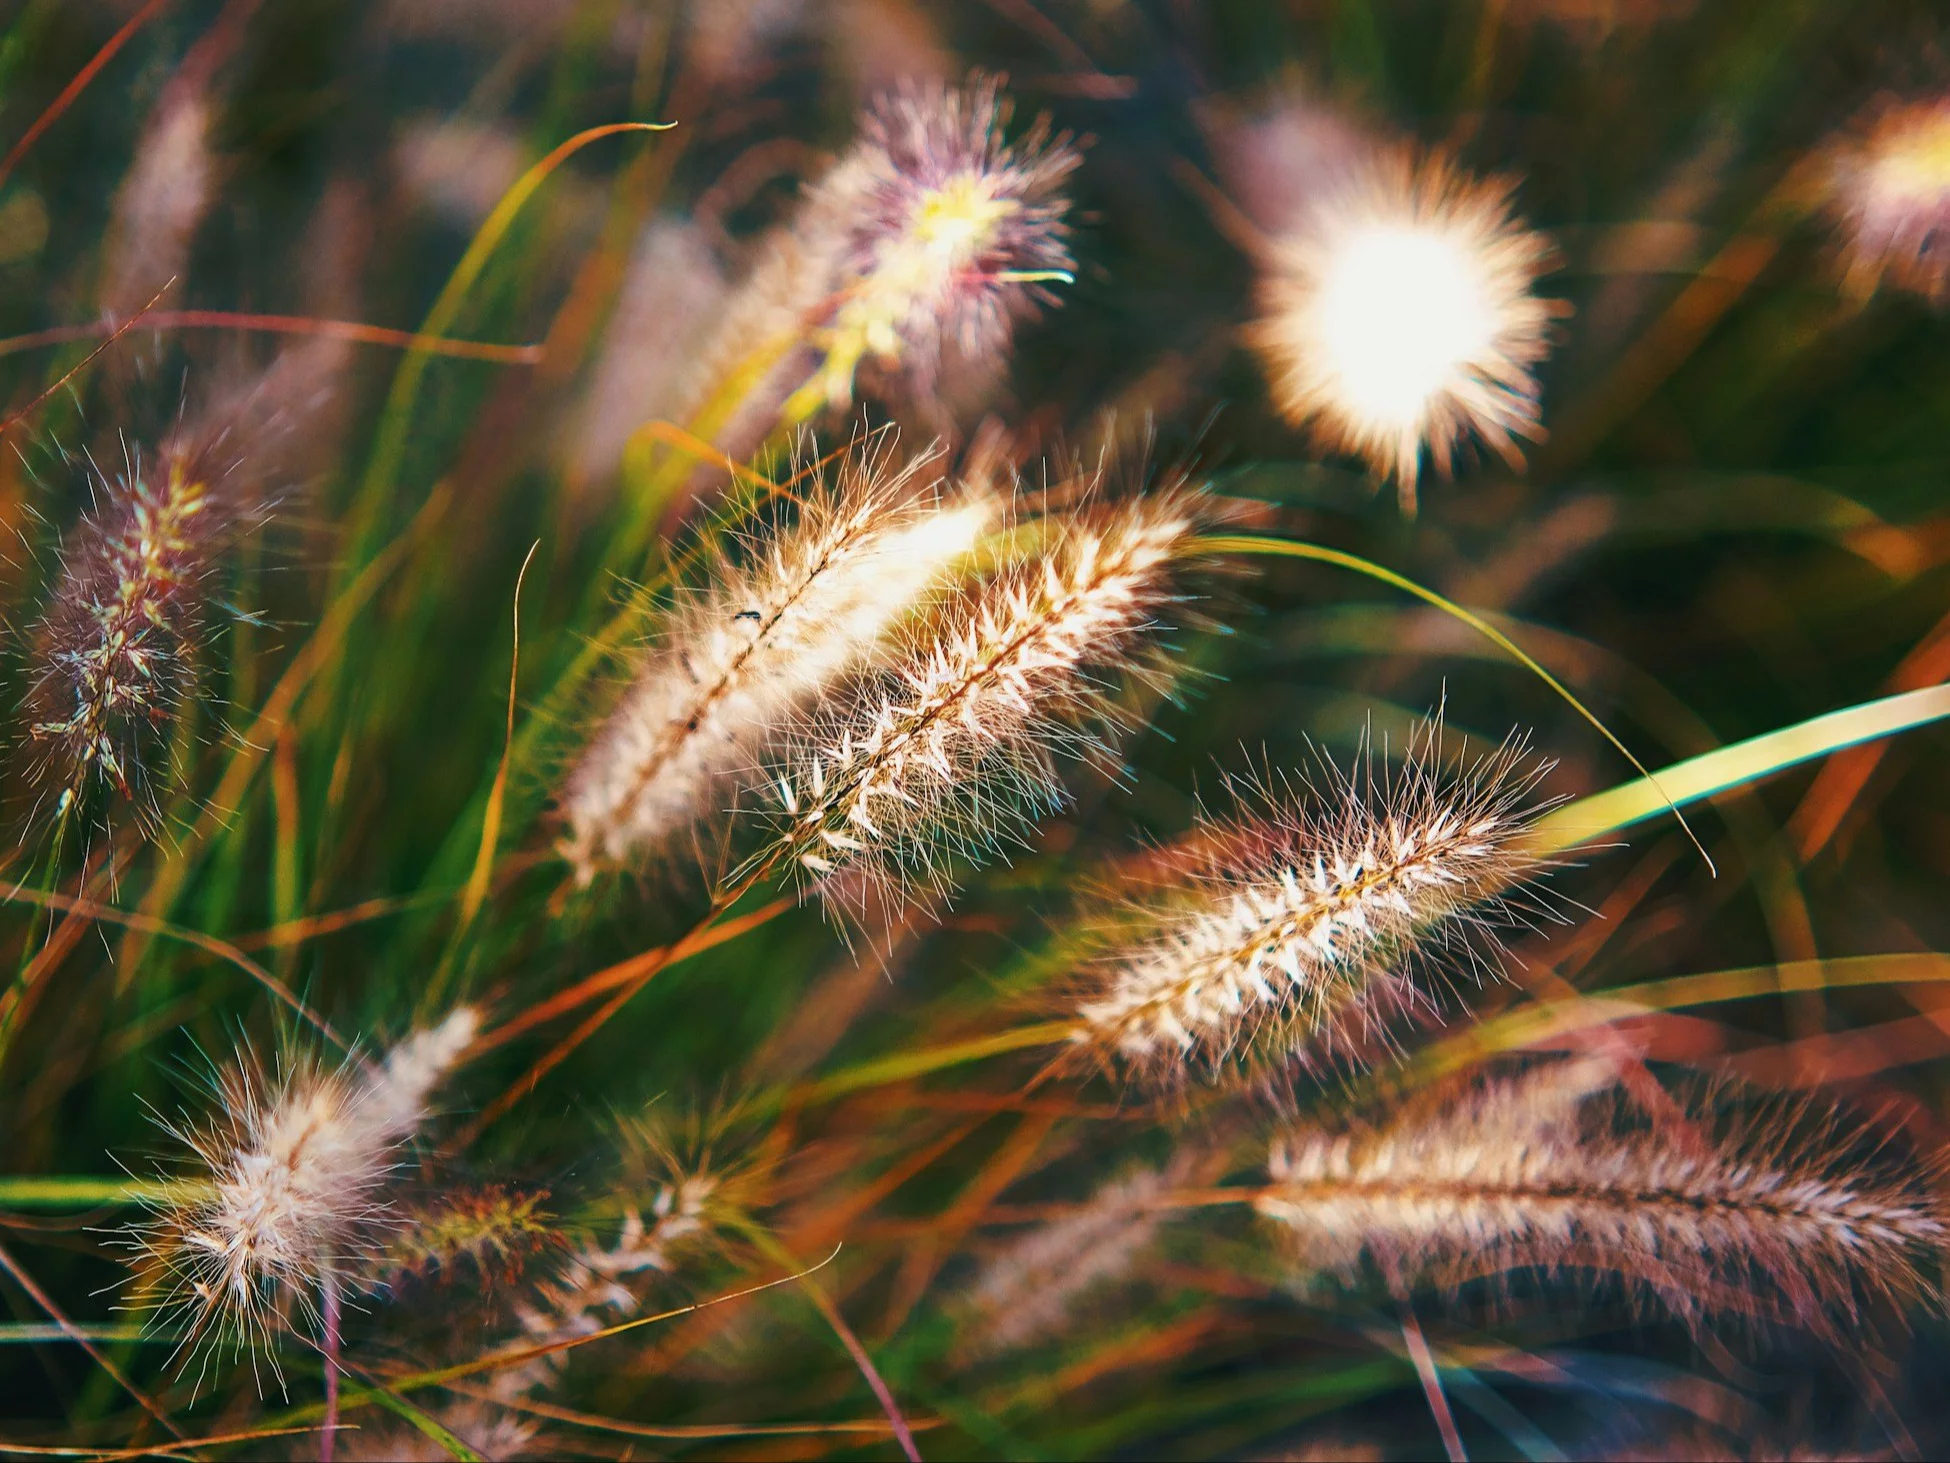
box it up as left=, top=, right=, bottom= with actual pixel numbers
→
left=456, top=896, right=797, bottom=1146
left=0, top=312, right=544, bottom=365
left=0, top=283, right=172, bottom=439
left=0, top=1426, right=330, bottom=1460
left=436, top=1383, right=941, bottom=1441
left=0, top=0, right=174, bottom=193
left=467, top=896, right=796, bottom=1057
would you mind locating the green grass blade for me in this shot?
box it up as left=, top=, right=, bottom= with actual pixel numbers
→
left=1198, top=532, right=1713, bottom=868
left=1534, top=684, right=1950, bottom=852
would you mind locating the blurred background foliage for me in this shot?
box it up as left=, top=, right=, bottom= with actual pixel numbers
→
left=0, top=0, right=1947, bottom=1457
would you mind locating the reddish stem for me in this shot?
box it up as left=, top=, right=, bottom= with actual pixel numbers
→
left=320, top=1273, right=342, bottom=1463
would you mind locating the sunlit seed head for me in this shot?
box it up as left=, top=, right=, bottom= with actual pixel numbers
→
left=128, top=1010, right=477, bottom=1385
left=768, top=492, right=1193, bottom=916
left=559, top=442, right=993, bottom=881
left=1314, top=224, right=1500, bottom=432
left=786, top=76, right=1079, bottom=417
left=1073, top=724, right=1555, bottom=1081
left=1249, top=151, right=1560, bottom=513
left=1825, top=98, right=1950, bottom=303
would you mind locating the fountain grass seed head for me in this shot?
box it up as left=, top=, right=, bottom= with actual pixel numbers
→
left=560, top=439, right=995, bottom=881
left=129, top=1008, right=478, bottom=1385
left=24, top=442, right=242, bottom=830
left=1257, top=1063, right=1949, bottom=1337
left=1824, top=96, right=1950, bottom=302
left=768, top=491, right=1194, bottom=915
left=785, top=75, right=1080, bottom=417
left=1073, top=725, right=1555, bottom=1080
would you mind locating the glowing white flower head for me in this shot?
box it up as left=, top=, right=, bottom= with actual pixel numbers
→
left=1249, top=151, right=1560, bottom=512
left=1825, top=97, right=1950, bottom=303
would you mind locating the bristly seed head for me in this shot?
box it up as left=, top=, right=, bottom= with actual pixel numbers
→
left=560, top=440, right=994, bottom=881
left=1256, top=1064, right=1950, bottom=1338
left=765, top=494, right=1191, bottom=914
left=1823, top=96, right=1950, bottom=303
left=1074, top=726, right=1553, bottom=1079
left=129, top=1008, right=478, bottom=1386
left=1248, top=149, right=1561, bottom=513
left=785, top=75, right=1080, bottom=418
left=25, top=445, right=236, bottom=828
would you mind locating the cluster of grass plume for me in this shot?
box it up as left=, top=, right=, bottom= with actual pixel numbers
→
left=0, top=3, right=1948, bottom=1460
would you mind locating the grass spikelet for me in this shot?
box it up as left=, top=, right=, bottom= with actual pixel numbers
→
left=1255, top=1063, right=1950, bottom=1337
left=24, top=443, right=239, bottom=827
left=768, top=493, right=1191, bottom=912
left=1822, top=95, right=1950, bottom=303
left=1073, top=726, right=1552, bottom=1078
left=1247, top=148, right=1560, bottom=513
left=130, top=1007, right=478, bottom=1381
left=959, top=1162, right=1177, bottom=1358
left=783, top=74, right=1080, bottom=418
left=515, top=1171, right=724, bottom=1347
left=673, top=75, right=1077, bottom=455
left=383, top=1186, right=559, bottom=1287
left=560, top=441, right=994, bottom=881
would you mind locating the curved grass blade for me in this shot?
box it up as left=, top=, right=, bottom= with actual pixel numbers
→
left=1534, top=684, right=1950, bottom=853
left=1197, top=532, right=1714, bottom=871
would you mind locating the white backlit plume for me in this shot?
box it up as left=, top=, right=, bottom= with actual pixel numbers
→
left=1249, top=151, right=1560, bottom=512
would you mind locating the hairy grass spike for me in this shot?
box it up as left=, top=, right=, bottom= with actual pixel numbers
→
left=25, top=443, right=237, bottom=827
left=784, top=74, right=1080, bottom=418
left=449, top=1129, right=749, bottom=1448
left=959, top=1161, right=1181, bottom=1357
left=1256, top=1063, right=1950, bottom=1336
left=560, top=441, right=994, bottom=880
left=671, top=75, right=1077, bottom=461
left=1247, top=148, right=1561, bottom=513
left=1073, top=726, right=1553, bottom=1077
left=129, top=1008, right=478, bottom=1384
left=768, top=494, right=1191, bottom=913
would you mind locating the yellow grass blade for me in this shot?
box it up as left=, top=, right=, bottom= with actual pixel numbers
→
left=1534, top=684, right=1950, bottom=852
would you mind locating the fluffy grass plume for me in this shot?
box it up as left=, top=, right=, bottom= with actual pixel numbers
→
left=24, top=443, right=240, bottom=827
left=959, top=1161, right=1179, bottom=1357
left=1257, top=1063, right=1949, bottom=1335
left=1074, top=726, right=1552, bottom=1077
left=784, top=74, right=1080, bottom=417
left=560, top=440, right=994, bottom=880
left=769, top=492, right=1191, bottom=911
left=675, top=74, right=1077, bottom=456
left=1248, top=148, right=1560, bottom=512
left=130, top=1009, right=477, bottom=1376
